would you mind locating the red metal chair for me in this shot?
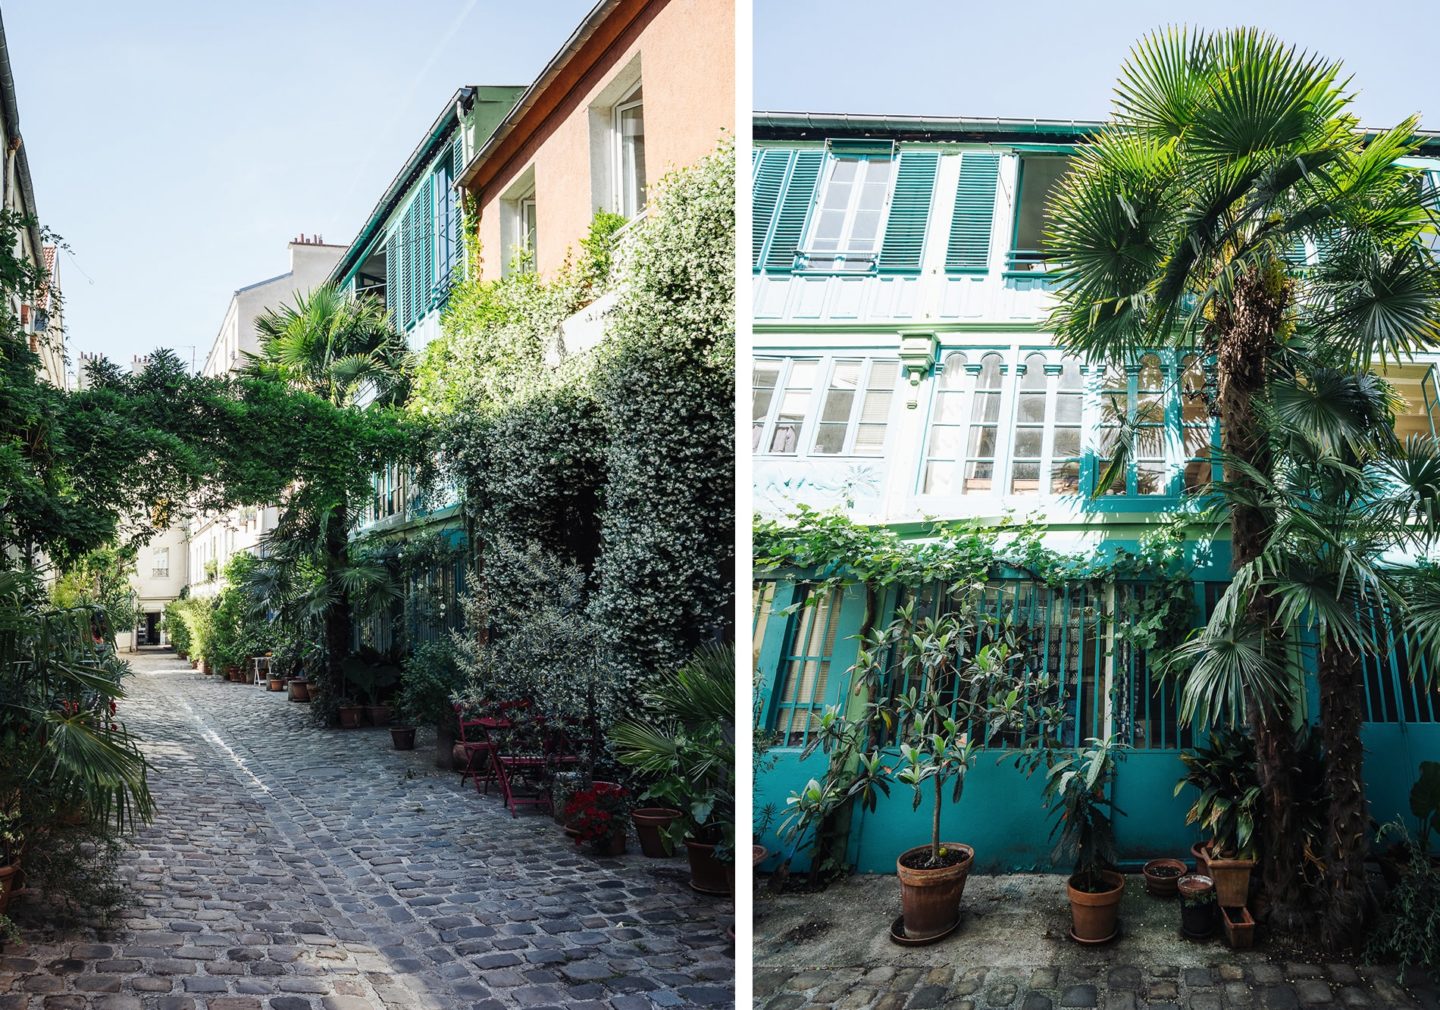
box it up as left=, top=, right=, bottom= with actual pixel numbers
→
left=455, top=704, right=498, bottom=794
left=482, top=714, right=582, bottom=817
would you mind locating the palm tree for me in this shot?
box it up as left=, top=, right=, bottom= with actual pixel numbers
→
left=241, top=284, right=409, bottom=686
left=1047, top=27, right=1440, bottom=930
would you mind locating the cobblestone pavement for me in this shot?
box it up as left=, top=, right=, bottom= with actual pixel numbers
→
left=754, top=871, right=1438, bottom=1010
left=1, top=650, right=733, bottom=1010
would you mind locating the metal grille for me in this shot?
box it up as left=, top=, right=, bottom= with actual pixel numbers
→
left=771, top=587, right=842, bottom=747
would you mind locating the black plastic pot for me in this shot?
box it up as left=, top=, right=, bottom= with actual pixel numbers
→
left=1178, top=873, right=1217, bottom=938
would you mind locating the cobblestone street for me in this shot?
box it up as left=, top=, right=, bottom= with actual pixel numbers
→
left=0, top=650, right=734, bottom=1010
left=754, top=873, right=1439, bottom=1010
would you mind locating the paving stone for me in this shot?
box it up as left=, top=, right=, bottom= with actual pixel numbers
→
left=1060, top=986, right=1097, bottom=1008
left=1295, top=980, right=1333, bottom=1004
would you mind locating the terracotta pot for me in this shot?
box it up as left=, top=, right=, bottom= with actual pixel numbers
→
left=592, top=828, right=627, bottom=858
left=1206, top=854, right=1255, bottom=908
left=436, top=720, right=458, bottom=770
left=1067, top=870, right=1124, bottom=943
left=365, top=704, right=393, bottom=727
left=390, top=726, right=417, bottom=750
left=1221, top=904, right=1255, bottom=948
left=632, top=807, right=682, bottom=858
left=1178, top=873, right=1217, bottom=938
left=753, top=844, right=768, bottom=868
left=338, top=706, right=364, bottom=729
left=268, top=677, right=285, bottom=692
left=1190, top=840, right=1211, bottom=877
left=191, top=660, right=199, bottom=669
left=1142, top=857, right=1187, bottom=897
left=287, top=679, right=310, bottom=702
left=896, top=842, right=974, bottom=942
left=684, top=837, right=733, bottom=895
left=0, top=861, right=18, bottom=914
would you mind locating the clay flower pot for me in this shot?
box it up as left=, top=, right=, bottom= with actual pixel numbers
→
left=0, top=860, right=18, bottom=914
left=684, top=837, right=733, bottom=895
left=1142, top=857, right=1187, bottom=897
left=1190, top=840, right=1211, bottom=877
left=1206, top=854, right=1255, bottom=908
left=287, top=679, right=310, bottom=702
left=1066, top=870, right=1124, bottom=944
left=268, top=677, right=285, bottom=692
left=1221, top=904, right=1255, bottom=948
left=895, top=842, right=974, bottom=942
left=390, top=726, right=417, bottom=751
left=592, top=828, right=627, bottom=858
left=631, top=808, right=682, bottom=858
left=753, top=844, right=768, bottom=868
left=337, top=705, right=364, bottom=729
left=365, top=704, right=393, bottom=727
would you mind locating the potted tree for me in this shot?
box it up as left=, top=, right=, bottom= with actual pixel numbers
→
left=611, top=643, right=735, bottom=895
left=1176, top=730, right=1259, bottom=908
left=791, top=593, right=1064, bottom=943
left=1045, top=736, right=1126, bottom=943
left=342, top=655, right=400, bottom=726
left=398, top=640, right=463, bottom=765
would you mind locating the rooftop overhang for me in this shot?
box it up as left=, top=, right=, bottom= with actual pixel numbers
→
left=455, top=0, right=641, bottom=197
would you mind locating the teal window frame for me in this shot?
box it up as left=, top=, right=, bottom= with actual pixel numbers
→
left=765, top=584, right=847, bottom=748
left=1005, top=154, right=1071, bottom=275
left=794, top=150, right=896, bottom=275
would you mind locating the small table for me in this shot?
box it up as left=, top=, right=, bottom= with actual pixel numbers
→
left=251, top=655, right=271, bottom=687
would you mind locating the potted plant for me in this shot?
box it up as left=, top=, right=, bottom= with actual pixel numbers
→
left=787, top=596, right=1064, bottom=943
left=287, top=677, right=310, bottom=702
left=1178, top=873, right=1218, bottom=938
left=1177, top=730, right=1259, bottom=908
left=398, top=640, right=463, bottom=768
left=611, top=643, right=735, bottom=896
left=0, top=809, right=21, bottom=915
left=632, top=806, right=684, bottom=858
left=336, top=697, right=364, bottom=729
left=564, top=781, right=631, bottom=856
left=342, top=655, right=400, bottom=726
left=1045, top=736, right=1126, bottom=944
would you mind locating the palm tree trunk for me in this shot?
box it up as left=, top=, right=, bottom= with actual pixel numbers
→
left=323, top=503, right=352, bottom=684
left=1317, top=642, right=1370, bottom=947
left=1215, top=269, right=1307, bottom=931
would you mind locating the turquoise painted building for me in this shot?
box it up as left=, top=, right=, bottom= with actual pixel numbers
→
left=750, top=113, right=1440, bottom=874
left=329, top=86, right=523, bottom=647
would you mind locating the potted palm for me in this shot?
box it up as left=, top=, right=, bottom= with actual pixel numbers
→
left=1176, top=730, right=1259, bottom=908
left=611, top=643, right=735, bottom=895
left=791, top=593, right=1064, bottom=944
left=341, top=655, right=400, bottom=726
left=1045, top=736, right=1126, bottom=944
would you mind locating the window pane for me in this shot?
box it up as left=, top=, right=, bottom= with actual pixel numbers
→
left=968, top=426, right=997, bottom=457
left=813, top=423, right=847, bottom=454
left=854, top=423, right=886, bottom=453
left=1020, top=354, right=1047, bottom=389
left=1184, top=459, right=1211, bottom=494
left=1053, top=428, right=1081, bottom=458
left=770, top=422, right=802, bottom=453
left=1055, top=394, right=1082, bottom=423
left=1011, top=462, right=1040, bottom=494
left=1058, top=358, right=1084, bottom=389
left=977, top=353, right=1003, bottom=388
left=1014, top=429, right=1044, bottom=457
left=928, top=426, right=963, bottom=456
left=924, top=460, right=954, bottom=495
left=1137, top=462, right=1167, bottom=495
left=751, top=423, right=765, bottom=451
left=963, top=461, right=994, bottom=493
left=1182, top=395, right=1210, bottom=424
left=820, top=389, right=855, bottom=423
left=869, top=361, right=900, bottom=388
left=1017, top=393, right=1046, bottom=423
left=940, top=354, right=968, bottom=387
left=859, top=389, right=892, bottom=423
left=755, top=363, right=781, bottom=388
left=935, top=392, right=967, bottom=422
left=971, top=392, right=1001, bottom=423
left=1051, top=460, right=1080, bottom=494
left=1183, top=426, right=1212, bottom=456
left=753, top=387, right=774, bottom=421
left=789, top=361, right=818, bottom=387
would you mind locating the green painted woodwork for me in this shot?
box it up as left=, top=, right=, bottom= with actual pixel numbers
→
left=762, top=150, right=823, bottom=272
left=945, top=153, right=1000, bottom=272
left=877, top=150, right=939, bottom=273
left=753, top=149, right=791, bottom=269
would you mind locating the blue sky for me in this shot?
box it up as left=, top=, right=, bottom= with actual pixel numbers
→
left=756, top=1, right=1439, bottom=129
left=6, top=0, right=593, bottom=372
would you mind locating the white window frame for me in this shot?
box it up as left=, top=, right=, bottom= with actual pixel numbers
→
left=515, top=191, right=537, bottom=273
left=800, top=154, right=894, bottom=272
left=612, top=81, right=645, bottom=219
left=809, top=357, right=899, bottom=457
left=753, top=355, right=899, bottom=458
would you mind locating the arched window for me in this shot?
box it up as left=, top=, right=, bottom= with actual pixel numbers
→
left=963, top=353, right=1005, bottom=493
left=1051, top=356, right=1084, bottom=494
left=921, top=353, right=968, bottom=494
left=1009, top=352, right=1048, bottom=494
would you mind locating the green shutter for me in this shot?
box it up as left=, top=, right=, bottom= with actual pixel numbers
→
left=403, top=202, right=418, bottom=326
left=384, top=230, right=398, bottom=323
left=752, top=149, right=791, bottom=269
left=1281, top=235, right=1307, bottom=267
left=945, top=153, right=1000, bottom=272
left=420, top=176, right=435, bottom=311
left=762, top=150, right=823, bottom=272
left=877, top=150, right=938, bottom=272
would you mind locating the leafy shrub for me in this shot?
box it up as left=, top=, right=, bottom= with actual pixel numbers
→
left=397, top=638, right=463, bottom=728
left=1366, top=822, right=1440, bottom=970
